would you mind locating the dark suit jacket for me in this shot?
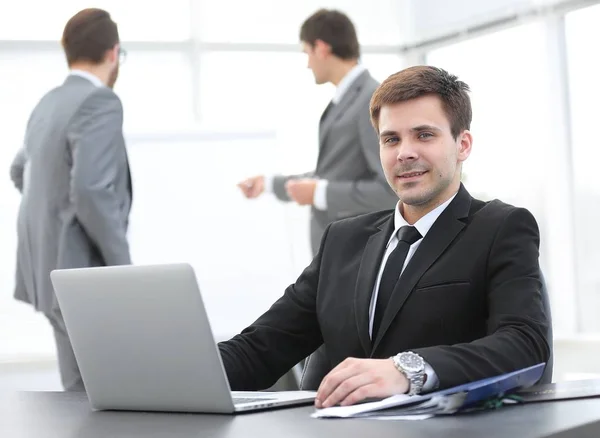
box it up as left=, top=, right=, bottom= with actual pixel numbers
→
left=219, top=184, right=550, bottom=391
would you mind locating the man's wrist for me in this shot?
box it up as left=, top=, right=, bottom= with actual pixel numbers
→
left=392, top=352, right=426, bottom=395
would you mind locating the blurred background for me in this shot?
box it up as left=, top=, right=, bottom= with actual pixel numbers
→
left=1, top=0, right=600, bottom=389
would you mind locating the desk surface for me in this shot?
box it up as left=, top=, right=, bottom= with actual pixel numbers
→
left=4, top=391, right=600, bottom=438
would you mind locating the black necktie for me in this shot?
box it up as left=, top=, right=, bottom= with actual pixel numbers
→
left=372, top=226, right=422, bottom=340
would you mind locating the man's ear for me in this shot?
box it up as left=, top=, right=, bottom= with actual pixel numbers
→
left=457, top=130, right=473, bottom=163
left=106, top=44, right=119, bottom=64
left=313, top=39, right=332, bottom=58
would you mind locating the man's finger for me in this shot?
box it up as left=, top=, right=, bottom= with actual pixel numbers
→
left=237, top=185, right=250, bottom=197
left=249, top=185, right=261, bottom=197
left=340, top=383, right=381, bottom=407
left=287, top=187, right=300, bottom=202
left=238, top=179, right=254, bottom=194
left=316, top=359, right=360, bottom=406
left=321, top=373, right=373, bottom=408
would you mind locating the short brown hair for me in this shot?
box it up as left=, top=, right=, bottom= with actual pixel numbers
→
left=61, top=8, right=119, bottom=66
left=370, top=66, right=472, bottom=139
left=299, top=9, right=360, bottom=60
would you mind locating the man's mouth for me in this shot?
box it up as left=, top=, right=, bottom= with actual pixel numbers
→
left=398, top=171, right=427, bottom=179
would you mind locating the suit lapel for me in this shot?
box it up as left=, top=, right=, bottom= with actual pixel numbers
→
left=354, top=214, right=395, bottom=356
left=318, top=71, right=369, bottom=148
left=371, top=185, right=473, bottom=353
left=125, top=149, right=133, bottom=201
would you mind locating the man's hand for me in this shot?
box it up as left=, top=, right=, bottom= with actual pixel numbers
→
left=237, top=175, right=265, bottom=199
left=315, top=358, right=409, bottom=408
left=286, top=178, right=317, bottom=206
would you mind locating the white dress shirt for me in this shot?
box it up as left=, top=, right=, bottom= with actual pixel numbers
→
left=368, top=193, right=458, bottom=391
left=264, top=63, right=367, bottom=207
left=330, top=63, right=367, bottom=105
left=69, top=69, right=104, bottom=88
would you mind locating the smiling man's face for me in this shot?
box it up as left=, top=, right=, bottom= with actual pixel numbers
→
left=378, top=94, right=472, bottom=218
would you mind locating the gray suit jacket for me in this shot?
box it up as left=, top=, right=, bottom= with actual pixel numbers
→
left=272, top=70, right=397, bottom=254
left=10, top=75, right=132, bottom=315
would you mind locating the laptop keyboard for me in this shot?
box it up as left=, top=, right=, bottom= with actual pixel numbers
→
left=233, top=397, right=276, bottom=405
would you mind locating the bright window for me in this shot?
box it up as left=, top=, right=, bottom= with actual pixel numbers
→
left=0, top=0, right=191, bottom=41
left=115, top=51, right=194, bottom=132
left=196, top=0, right=408, bottom=45
left=565, top=4, right=600, bottom=332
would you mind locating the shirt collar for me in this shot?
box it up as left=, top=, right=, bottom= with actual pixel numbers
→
left=387, top=192, right=459, bottom=248
left=69, top=70, right=104, bottom=88
left=332, top=63, right=367, bottom=104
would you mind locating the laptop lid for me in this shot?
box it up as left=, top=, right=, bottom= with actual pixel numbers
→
left=50, top=263, right=314, bottom=413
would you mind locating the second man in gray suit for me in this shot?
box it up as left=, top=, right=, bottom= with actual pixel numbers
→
left=9, top=9, right=132, bottom=391
left=239, top=9, right=397, bottom=255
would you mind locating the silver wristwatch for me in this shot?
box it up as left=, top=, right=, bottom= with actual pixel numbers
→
left=392, top=351, right=425, bottom=396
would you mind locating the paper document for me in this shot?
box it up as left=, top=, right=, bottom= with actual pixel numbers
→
left=364, top=414, right=433, bottom=421
left=311, top=394, right=423, bottom=418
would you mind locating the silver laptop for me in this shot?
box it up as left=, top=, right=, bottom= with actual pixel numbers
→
left=50, top=263, right=316, bottom=413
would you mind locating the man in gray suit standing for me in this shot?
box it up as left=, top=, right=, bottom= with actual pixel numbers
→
left=239, top=9, right=397, bottom=255
left=9, top=8, right=132, bottom=391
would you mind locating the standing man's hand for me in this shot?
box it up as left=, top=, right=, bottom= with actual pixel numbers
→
left=315, top=358, right=409, bottom=408
left=237, top=175, right=265, bottom=199
left=286, top=178, right=317, bottom=206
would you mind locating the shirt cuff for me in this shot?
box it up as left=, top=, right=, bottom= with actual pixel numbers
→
left=263, top=174, right=274, bottom=193
left=313, top=179, right=328, bottom=211
left=423, top=361, right=439, bottom=392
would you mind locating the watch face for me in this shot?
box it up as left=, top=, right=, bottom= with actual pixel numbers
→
left=399, top=353, right=424, bottom=373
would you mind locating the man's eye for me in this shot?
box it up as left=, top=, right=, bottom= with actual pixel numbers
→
left=418, top=132, right=433, bottom=139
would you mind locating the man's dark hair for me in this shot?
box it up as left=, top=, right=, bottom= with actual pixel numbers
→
left=299, top=9, right=360, bottom=60
left=370, top=66, right=472, bottom=139
left=61, top=8, right=119, bottom=66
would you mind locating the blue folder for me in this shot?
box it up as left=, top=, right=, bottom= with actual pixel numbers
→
left=429, top=362, right=546, bottom=409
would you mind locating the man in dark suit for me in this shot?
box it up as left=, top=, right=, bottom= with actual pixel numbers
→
left=220, top=66, right=550, bottom=408
left=238, top=9, right=397, bottom=255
